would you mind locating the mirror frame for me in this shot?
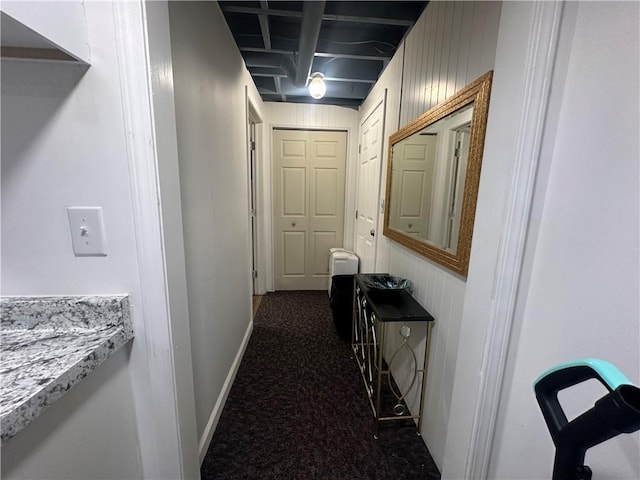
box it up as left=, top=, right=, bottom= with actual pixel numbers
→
left=383, top=71, right=493, bottom=277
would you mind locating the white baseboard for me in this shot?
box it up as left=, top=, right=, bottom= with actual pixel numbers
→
left=198, top=319, right=254, bottom=464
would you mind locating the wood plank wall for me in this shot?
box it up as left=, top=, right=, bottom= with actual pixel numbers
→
left=362, top=1, right=502, bottom=468
left=400, top=1, right=501, bottom=127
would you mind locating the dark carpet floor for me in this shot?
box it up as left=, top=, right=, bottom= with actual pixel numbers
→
left=200, top=291, right=441, bottom=480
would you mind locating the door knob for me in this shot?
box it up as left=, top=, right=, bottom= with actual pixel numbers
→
left=292, top=222, right=296, bottom=227
left=370, top=229, right=375, bottom=237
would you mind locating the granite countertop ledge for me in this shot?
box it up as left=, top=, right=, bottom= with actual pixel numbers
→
left=0, top=295, right=134, bottom=444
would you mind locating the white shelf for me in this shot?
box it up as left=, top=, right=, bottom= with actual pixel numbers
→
left=1, top=2, right=90, bottom=64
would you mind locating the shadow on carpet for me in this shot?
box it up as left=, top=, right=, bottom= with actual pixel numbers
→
left=201, top=291, right=441, bottom=480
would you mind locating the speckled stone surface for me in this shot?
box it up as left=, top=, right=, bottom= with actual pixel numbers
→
left=0, top=295, right=133, bottom=444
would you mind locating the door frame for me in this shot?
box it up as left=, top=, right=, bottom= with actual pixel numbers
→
left=246, top=92, right=265, bottom=294
left=115, top=1, right=198, bottom=476
left=463, top=2, right=563, bottom=477
left=354, top=90, right=387, bottom=273
left=265, top=124, right=354, bottom=291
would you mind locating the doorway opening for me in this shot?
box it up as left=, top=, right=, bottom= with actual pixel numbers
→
left=247, top=96, right=263, bottom=297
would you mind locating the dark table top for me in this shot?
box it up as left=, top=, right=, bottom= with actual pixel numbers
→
left=355, top=274, right=434, bottom=323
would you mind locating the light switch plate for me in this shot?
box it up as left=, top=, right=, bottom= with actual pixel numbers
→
left=67, top=207, right=107, bottom=256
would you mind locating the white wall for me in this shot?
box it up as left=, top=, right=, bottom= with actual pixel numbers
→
left=263, top=102, right=360, bottom=291
left=167, top=0, right=265, bottom=460
left=358, top=1, right=501, bottom=469
left=0, top=2, right=141, bottom=479
left=489, top=2, right=640, bottom=478
left=1, top=1, right=194, bottom=478
left=0, top=9, right=143, bottom=479
left=442, top=2, right=560, bottom=476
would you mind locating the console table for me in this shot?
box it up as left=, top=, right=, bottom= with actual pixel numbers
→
left=351, top=274, right=435, bottom=438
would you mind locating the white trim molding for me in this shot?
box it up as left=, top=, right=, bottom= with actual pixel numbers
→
left=246, top=90, right=267, bottom=295
left=465, top=2, right=565, bottom=478
left=198, top=320, right=254, bottom=464
left=113, top=1, right=197, bottom=477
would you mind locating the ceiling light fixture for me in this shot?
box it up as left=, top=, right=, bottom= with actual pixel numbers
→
left=308, top=72, right=326, bottom=99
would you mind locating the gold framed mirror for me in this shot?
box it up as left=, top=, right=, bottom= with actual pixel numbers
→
left=383, top=71, right=493, bottom=276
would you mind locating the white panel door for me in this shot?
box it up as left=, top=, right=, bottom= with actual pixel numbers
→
left=390, top=134, right=437, bottom=239
left=355, top=94, right=386, bottom=273
left=273, top=129, right=347, bottom=290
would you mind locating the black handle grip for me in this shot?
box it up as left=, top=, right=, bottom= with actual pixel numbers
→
left=535, top=365, right=613, bottom=440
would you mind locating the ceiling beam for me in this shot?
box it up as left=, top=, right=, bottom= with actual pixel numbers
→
left=322, top=12, right=412, bottom=27
left=260, top=94, right=360, bottom=109
left=253, top=79, right=373, bottom=101
left=313, top=52, right=387, bottom=61
left=250, top=71, right=376, bottom=84
left=257, top=1, right=271, bottom=50
left=273, top=76, right=286, bottom=102
left=220, top=6, right=414, bottom=27
left=240, top=46, right=390, bottom=62
left=320, top=76, right=376, bottom=84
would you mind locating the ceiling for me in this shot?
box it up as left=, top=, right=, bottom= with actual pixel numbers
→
left=218, top=1, right=428, bottom=108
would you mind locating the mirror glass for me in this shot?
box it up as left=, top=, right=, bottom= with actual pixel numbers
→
left=383, top=71, right=492, bottom=276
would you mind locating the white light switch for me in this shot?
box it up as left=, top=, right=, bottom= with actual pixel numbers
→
left=67, top=207, right=107, bottom=256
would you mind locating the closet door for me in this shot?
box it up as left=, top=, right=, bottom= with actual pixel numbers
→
left=273, top=129, right=347, bottom=290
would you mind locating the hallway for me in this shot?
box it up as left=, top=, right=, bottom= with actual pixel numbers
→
left=3, top=2, right=638, bottom=478
left=200, top=291, right=440, bottom=479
